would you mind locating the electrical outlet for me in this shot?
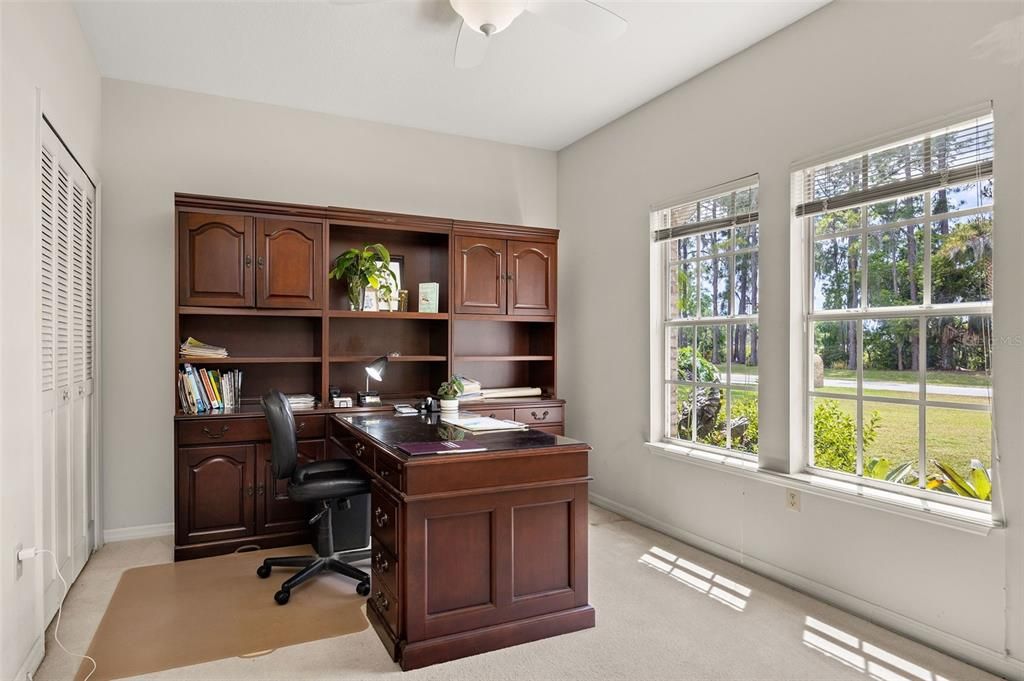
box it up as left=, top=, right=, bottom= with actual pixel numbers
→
left=785, top=489, right=801, bottom=512
left=15, top=543, right=23, bottom=579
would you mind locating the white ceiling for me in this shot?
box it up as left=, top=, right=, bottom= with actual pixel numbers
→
left=74, top=1, right=828, bottom=150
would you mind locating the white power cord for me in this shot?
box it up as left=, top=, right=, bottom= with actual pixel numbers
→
left=18, top=547, right=97, bottom=681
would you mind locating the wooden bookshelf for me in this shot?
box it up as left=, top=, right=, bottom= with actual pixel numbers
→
left=172, top=193, right=566, bottom=560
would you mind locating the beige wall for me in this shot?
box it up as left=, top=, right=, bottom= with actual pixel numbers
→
left=99, top=78, right=557, bottom=533
left=557, top=0, right=1023, bottom=675
left=1, top=2, right=102, bottom=678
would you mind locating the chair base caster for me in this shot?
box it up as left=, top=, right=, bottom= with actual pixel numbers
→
left=256, top=564, right=271, bottom=579
left=274, top=589, right=290, bottom=605
left=356, top=579, right=370, bottom=596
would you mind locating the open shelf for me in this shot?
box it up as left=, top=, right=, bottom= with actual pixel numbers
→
left=178, top=306, right=321, bottom=318
left=455, top=355, right=553, bottom=362
left=330, top=355, right=446, bottom=363
left=329, top=310, right=448, bottom=320
left=178, top=356, right=321, bottom=365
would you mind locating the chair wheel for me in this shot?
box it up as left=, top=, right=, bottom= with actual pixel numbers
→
left=356, top=580, right=370, bottom=596
left=256, top=564, right=271, bottom=579
left=274, top=589, right=290, bottom=605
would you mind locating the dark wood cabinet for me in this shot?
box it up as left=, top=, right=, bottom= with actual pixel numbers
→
left=176, top=444, right=255, bottom=545
left=256, top=218, right=323, bottom=309
left=454, top=235, right=506, bottom=315
left=178, top=213, right=254, bottom=307
left=509, top=240, right=556, bottom=317
left=256, top=439, right=325, bottom=534
left=454, top=235, right=556, bottom=318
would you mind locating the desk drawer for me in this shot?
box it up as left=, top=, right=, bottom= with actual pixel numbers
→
left=371, top=576, right=400, bottom=636
left=514, top=406, right=563, bottom=426
left=464, top=407, right=515, bottom=421
left=532, top=424, right=564, bottom=436
left=178, top=414, right=324, bottom=445
left=371, top=484, right=400, bottom=557
left=371, top=542, right=399, bottom=597
left=374, top=452, right=404, bottom=491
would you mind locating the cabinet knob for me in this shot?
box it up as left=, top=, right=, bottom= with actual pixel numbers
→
left=202, top=425, right=230, bottom=439
left=531, top=410, right=549, bottom=421
left=374, top=591, right=390, bottom=611
left=256, top=484, right=265, bottom=496
left=257, top=256, right=264, bottom=269
left=246, top=485, right=254, bottom=497
left=245, top=255, right=252, bottom=268
left=380, top=468, right=391, bottom=479
left=374, top=507, right=389, bottom=528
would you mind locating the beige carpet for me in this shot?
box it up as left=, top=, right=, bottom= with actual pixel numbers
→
left=35, top=505, right=1000, bottom=681
left=72, top=546, right=368, bottom=681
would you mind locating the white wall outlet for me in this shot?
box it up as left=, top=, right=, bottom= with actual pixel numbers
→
left=14, top=543, right=23, bottom=579
left=785, top=489, right=801, bottom=512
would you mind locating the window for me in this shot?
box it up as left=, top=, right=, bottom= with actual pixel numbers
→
left=795, top=112, right=994, bottom=504
left=652, top=177, right=759, bottom=456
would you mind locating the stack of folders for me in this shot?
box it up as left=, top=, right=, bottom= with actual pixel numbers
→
left=178, top=364, right=243, bottom=414
left=455, top=375, right=483, bottom=401
left=179, top=337, right=228, bottom=359
left=286, top=394, right=318, bottom=411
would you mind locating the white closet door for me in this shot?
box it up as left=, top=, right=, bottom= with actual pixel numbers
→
left=40, top=122, right=95, bottom=621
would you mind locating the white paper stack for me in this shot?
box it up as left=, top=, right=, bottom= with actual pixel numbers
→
left=286, top=393, right=317, bottom=411
left=179, top=337, right=228, bottom=359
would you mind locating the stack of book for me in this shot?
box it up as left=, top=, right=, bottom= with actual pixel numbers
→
left=455, top=375, right=483, bottom=401
left=178, top=364, right=243, bottom=414
left=286, top=393, right=317, bottom=411
left=179, top=337, right=228, bottom=359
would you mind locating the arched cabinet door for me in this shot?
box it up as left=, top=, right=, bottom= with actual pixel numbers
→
left=256, top=218, right=324, bottom=309
left=509, top=240, right=556, bottom=317
left=455, top=236, right=506, bottom=315
left=178, top=213, right=254, bottom=307
left=176, top=445, right=255, bottom=545
left=256, top=439, right=325, bottom=534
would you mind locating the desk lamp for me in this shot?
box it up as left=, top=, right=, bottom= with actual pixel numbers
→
left=359, top=355, right=389, bottom=406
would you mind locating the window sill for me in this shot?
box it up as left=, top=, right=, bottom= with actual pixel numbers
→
left=643, top=441, right=1000, bottom=536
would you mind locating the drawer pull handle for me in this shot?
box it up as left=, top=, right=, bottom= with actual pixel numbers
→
left=295, top=422, right=306, bottom=434
left=488, top=413, right=496, bottom=418
left=374, top=552, right=390, bottom=573
left=374, top=507, right=389, bottom=528
left=380, top=468, right=391, bottom=478
left=354, top=442, right=365, bottom=458
left=257, top=255, right=265, bottom=269
left=203, top=425, right=230, bottom=439
left=246, top=485, right=254, bottom=497
left=256, top=484, right=265, bottom=496
left=375, top=591, right=390, bottom=611
left=530, top=410, right=550, bottom=421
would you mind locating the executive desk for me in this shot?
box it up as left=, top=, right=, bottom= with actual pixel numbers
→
left=329, top=413, right=594, bottom=670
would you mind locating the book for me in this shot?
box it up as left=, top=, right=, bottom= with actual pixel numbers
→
left=440, top=415, right=529, bottom=433
left=479, top=387, right=542, bottom=399
left=397, top=440, right=487, bottom=456
left=200, top=369, right=220, bottom=409
left=418, top=282, right=439, bottom=314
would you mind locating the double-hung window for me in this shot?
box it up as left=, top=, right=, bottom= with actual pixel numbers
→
left=652, top=177, right=760, bottom=457
left=795, top=111, right=994, bottom=504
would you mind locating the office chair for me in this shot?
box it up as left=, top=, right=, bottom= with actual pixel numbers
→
left=256, top=390, right=371, bottom=605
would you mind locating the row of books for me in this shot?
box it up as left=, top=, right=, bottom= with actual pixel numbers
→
left=178, top=364, right=243, bottom=414
left=180, top=336, right=228, bottom=359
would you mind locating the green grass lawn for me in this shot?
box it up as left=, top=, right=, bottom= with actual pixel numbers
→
left=824, top=396, right=991, bottom=477
left=823, top=367, right=991, bottom=387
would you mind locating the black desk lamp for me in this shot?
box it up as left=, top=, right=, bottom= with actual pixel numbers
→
left=359, top=355, right=389, bottom=406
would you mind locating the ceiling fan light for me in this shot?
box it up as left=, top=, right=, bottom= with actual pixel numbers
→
left=450, top=0, right=526, bottom=36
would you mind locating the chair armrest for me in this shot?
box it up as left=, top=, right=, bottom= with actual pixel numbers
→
left=293, top=458, right=359, bottom=484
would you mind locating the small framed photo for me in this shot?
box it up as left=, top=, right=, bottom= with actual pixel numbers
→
left=362, top=288, right=379, bottom=312
left=378, top=256, right=404, bottom=311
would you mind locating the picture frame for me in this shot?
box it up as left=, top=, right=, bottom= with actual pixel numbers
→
left=361, top=288, right=379, bottom=312
left=378, top=255, right=404, bottom=311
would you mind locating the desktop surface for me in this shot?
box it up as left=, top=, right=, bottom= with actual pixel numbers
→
left=337, top=412, right=585, bottom=459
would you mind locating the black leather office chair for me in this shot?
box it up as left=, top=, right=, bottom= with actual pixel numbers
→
left=256, top=390, right=371, bottom=605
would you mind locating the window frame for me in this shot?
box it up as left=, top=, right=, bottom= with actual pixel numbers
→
left=797, top=118, right=994, bottom=512
left=650, top=176, right=760, bottom=460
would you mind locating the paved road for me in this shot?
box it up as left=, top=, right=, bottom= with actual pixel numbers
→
left=822, top=378, right=990, bottom=397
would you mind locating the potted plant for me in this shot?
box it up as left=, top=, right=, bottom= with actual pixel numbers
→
left=329, top=243, right=399, bottom=311
left=436, top=376, right=464, bottom=415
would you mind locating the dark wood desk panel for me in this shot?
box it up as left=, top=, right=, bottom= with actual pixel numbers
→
left=332, top=413, right=594, bottom=670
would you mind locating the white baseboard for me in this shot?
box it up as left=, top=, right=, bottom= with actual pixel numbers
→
left=16, top=634, right=44, bottom=681
left=103, top=522, right=173, bottom=543
left=589, top=492, right=1024, bottom=681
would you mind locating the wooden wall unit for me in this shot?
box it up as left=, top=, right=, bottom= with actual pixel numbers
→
left=173, top=195, right=565, bottom=560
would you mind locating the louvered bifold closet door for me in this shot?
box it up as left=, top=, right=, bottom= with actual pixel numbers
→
left=40, top=122, right=95, bottom=621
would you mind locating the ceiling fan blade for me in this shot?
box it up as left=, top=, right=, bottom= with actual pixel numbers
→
left=454, top=19, right=489, bottom=69
left=526, top=0, right=627, bottom=42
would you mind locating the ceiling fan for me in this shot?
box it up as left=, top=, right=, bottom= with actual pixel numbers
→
left=334, top=0, right=628, bottom=69
left=450, top=1, right=628, bottom=68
